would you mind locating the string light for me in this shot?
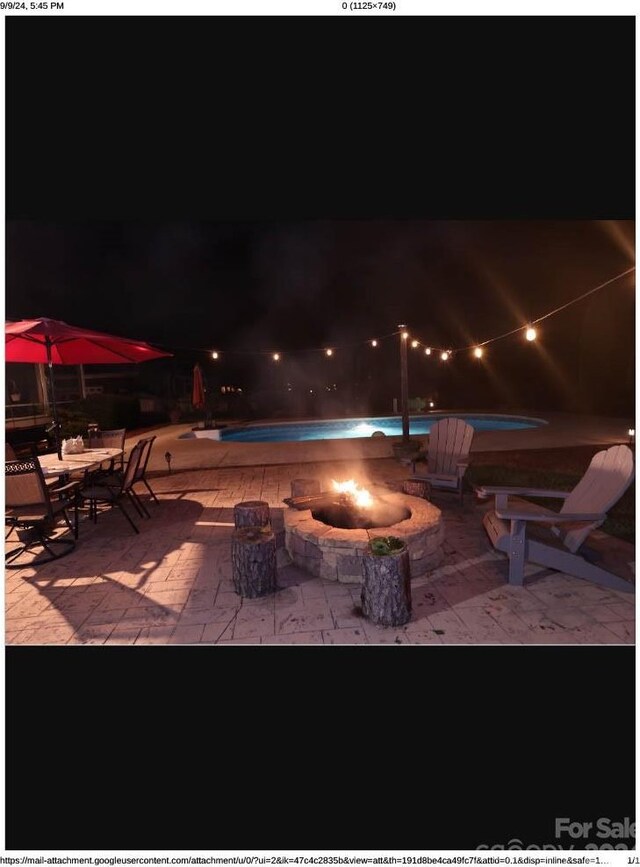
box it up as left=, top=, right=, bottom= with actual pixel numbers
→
left=273, top=353, right=280, bottom=361
left=440, top=350, right=450, bottom=361
left=429, top=401, right=435, bottom=408
left=405, top=266, right=633, bottom=357
left=473, top=347, right=484, bottom=358
left=186, top=267, right=633, bottom=361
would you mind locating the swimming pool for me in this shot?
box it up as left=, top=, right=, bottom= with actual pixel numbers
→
left=186, top=414, right=546, bottom=443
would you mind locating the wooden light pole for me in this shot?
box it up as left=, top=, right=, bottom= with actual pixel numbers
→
left=398, top=324, right=410, bottom=444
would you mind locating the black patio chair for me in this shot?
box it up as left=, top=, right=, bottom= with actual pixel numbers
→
left=79, top=439, right=148, bottom=534
left=85, top=427, right=127, bottom=478
left=96, top=435, right=159, bottom=505
left=132, top=435, right=159, bottom=504
left=5, top=455, right=81, bottom=568
left=96, top=428, right=126, bottom=471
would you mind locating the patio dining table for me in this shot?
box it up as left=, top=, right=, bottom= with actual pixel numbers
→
left=38, top=448, right=124, bottom=481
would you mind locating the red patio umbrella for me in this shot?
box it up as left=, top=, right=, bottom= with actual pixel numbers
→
left=6, top=318, right=173, bottom=458
left=192, top=363, right=205, bottom=411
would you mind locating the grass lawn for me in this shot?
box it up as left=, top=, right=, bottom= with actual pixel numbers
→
left=466, top=446, right=635, bottom=544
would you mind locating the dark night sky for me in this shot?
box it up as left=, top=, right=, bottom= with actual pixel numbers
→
left=5, top=219, right=635, bottom=414
left=5, top=219, right=634, bottom=352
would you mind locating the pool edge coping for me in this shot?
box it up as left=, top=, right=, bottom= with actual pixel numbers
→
left=180, top=411, right=550, bottom=442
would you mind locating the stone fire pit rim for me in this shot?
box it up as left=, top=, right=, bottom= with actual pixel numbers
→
left=284, top=491, right=438, bottom=544
left=284, top=490, right=445, bottom=582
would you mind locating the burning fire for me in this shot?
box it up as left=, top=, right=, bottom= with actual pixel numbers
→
left=332, top=479, right=373, bottom=509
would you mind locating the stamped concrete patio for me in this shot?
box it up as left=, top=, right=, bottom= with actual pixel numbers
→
left=5, top=433, right=635, bottom=645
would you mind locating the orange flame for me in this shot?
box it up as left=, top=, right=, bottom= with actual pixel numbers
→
left=332, top=479, right=373, bottom=509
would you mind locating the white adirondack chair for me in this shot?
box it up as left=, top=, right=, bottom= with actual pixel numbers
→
left=411, top=417, right=475, bottom=504
left=479, top=444, right=635, bottom=592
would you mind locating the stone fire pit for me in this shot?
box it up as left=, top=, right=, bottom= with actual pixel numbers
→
left=284, top=490, right=444, bottom=583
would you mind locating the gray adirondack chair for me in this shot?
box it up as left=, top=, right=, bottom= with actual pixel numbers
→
left=411, top=417, right=475, bottom=504
left=479, top=444, right=635, bottom=592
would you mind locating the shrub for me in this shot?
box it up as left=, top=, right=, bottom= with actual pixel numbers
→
left=58, top=395, right=141, bottom=435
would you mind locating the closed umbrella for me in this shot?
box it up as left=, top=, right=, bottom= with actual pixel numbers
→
left=192, top=363, right=205, bottom=411
left=6, top=318, right=173, bottom=458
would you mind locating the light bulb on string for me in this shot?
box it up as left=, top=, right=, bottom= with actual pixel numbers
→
left=193, top=267, right=634, bottom=385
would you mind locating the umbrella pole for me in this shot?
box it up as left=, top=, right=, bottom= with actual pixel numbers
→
left=46, top=338, right=62, bottom=459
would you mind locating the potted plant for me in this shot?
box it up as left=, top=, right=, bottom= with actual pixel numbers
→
left=361, top=535, right=412, bottom=627
left=391, top=438, right=423, bottom=462
left=368, top=536, right=406, bottom=557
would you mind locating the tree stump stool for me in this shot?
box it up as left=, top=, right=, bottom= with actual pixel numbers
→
left=361, top=547, right=412, bottom=627
left=402, top=478, right=430, bottom=499
left=231, top=526, right=277, bottom=598
left=290, top=478, right=322, bottom=499
left=233, top=500, right=271, bottom=529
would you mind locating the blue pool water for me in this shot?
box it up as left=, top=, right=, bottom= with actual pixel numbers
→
left=215, top=414, right=545, bottom=443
